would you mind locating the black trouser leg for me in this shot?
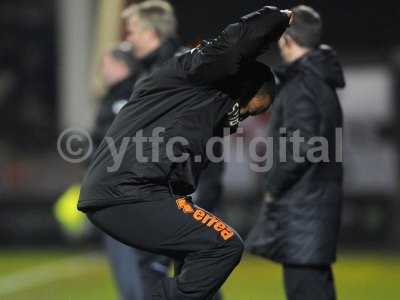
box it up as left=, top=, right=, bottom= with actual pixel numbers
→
left=87, top=195, right=243, bottom=300
left=173, top=259, right=222, bottom=300
left=283, top=264, right=336, bottom=300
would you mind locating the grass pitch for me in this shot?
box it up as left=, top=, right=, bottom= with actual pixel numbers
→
left=0, top=250, right=399, bottom=300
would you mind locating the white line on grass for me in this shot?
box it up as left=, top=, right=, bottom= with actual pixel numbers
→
left=0, top=253, right=102, bottom=297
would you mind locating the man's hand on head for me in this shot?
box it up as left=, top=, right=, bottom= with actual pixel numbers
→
left=281, top=10, right=294, bottom=24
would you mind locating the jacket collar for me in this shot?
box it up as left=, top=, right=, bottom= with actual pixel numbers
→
left=139, top=38, right=182, bottom=71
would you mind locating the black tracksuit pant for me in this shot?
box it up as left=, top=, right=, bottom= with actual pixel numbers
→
left=137, top=161, right=226, bottom=300
left=283, top=264, right=336, bottom=300
left=86, top=190, right=243, bottom=300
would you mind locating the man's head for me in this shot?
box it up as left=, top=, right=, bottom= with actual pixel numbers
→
left=278, top=5, right=322, bottom=63
left=238, top=63, right=276, bottom=119
left=239, top=83, right=275, bottom=120
left=101, top=44, right=136, bottom=86
left=122, top=0, right=177, bottom=59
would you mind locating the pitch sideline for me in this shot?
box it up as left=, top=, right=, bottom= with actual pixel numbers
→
left=0, top=252, right=103, bottom=297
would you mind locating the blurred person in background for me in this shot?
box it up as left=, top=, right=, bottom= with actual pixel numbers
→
left=92, top=44, right=137, bottom=149
left=94, top=44, right=144, bottom=300
left=246, top=5, right=345, bottom=300
left=123, top=0, right=181, bottom=86
left=55, top=44, right=142, bottom=300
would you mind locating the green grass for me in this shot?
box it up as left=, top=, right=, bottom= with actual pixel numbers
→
left=0, top=250, right=399, bottom=300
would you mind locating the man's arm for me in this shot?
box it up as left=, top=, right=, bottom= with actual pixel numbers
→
left=181, top=6, right=291, bottom=84
left=265, top=81, right=320, bottom=199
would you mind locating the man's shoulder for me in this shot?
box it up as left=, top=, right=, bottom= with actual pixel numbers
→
left=280, top=74, right=312, bottom=96
left=281, top=71, right=338, bottom=111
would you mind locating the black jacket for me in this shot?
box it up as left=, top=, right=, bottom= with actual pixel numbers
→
left=78, top=6, right=290, bottom=211
left=91, top=39, right=180, bottom=152
left=246, top=45, right=345, bottom=265
left=134, top=38, right=182, bottom=88
left=91, top=76, right=137, bottom=150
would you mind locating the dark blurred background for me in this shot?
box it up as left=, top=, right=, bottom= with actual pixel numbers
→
left=0, top=0, right=400, bottom=251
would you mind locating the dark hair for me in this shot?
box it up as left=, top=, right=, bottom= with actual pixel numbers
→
left=215, top=61, right=276, bottom=106
left=285, top=5, right=322, bottom=48
left=237, top=61, right=276, bottom=106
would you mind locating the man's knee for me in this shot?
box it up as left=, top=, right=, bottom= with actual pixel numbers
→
left=221, top=233, right=244, bottom=265
left=232, top=234, right=245, bottom=259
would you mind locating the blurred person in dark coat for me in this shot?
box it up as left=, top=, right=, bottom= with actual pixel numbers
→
left=94, top=45, right=143, bottom=300
left=92, top=45, right=137, bottom=149
left=246, top=6, right=345, bottom=300
left=123, top=0, right=181, bottom=87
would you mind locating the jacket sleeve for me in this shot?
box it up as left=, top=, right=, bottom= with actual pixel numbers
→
left=181, top=6, right=290, bottom=84
left=265, top=81, right=321, bottom=198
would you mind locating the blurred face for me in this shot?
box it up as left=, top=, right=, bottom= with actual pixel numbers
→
left=278, top=35, right=292, bottom=63
left=101, top=54, right=130, bottom=86
left=239, top=94, right=273, bottom=120
left=126, top=16, right=159, bottom=58
left=278, top=34, right=311, bottom=64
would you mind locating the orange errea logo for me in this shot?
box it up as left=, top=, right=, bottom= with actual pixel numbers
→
left=176, top=198, right=234, bottom=241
